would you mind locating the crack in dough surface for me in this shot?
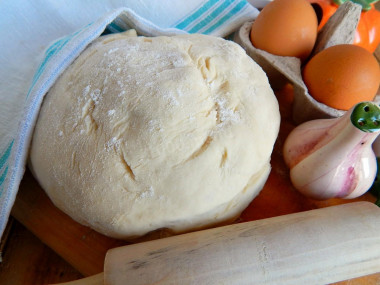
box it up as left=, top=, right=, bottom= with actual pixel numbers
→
left=30, top=32, right=280, bottom=239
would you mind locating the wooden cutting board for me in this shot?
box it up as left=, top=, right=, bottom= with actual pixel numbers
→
left=10, top=86, right=380, bottom=283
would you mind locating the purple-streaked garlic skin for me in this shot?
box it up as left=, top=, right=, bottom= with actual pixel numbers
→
left=283, top=105, right=380, bottom=200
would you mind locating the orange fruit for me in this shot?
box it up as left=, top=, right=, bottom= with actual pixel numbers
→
left=303, top=44, right=380, bottom=111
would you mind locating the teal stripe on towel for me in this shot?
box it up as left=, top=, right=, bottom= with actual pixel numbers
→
left=188, top=0, right=234, bottom=33
left=26, top=36, right=72, bottom=99
left=0, top=166, right=9, bottom=190
left=0, top=140, right=13, bottom=172
left=175, top=0, right=219, bottom=30
left=107, top=22, right=125, bottom=33
left=26, top=22, right=93, bottom=99
left=203, top=0, right=247, bottom=34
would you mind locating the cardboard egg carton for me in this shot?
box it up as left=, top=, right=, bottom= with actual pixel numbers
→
left=234, top=1, right=362, bottom=124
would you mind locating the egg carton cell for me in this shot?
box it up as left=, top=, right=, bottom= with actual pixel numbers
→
left=234, top=1, right=364, bottom=124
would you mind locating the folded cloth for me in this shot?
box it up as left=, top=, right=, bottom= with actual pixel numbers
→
left=0, top=0, right=259, bottom=239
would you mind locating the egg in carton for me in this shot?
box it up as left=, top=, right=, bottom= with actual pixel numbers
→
left=234, top=1, right=369, bottom=124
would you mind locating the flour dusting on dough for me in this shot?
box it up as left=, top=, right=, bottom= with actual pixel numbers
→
left=29, top=32, right=280, bottom=239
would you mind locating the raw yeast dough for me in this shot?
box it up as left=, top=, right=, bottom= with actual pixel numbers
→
left=30, top=32, right=280, bottom=239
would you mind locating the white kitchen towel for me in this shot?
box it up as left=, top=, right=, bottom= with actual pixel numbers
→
left=0, top=0, right=260, bottom=239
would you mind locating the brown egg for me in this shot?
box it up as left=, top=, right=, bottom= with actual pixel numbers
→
left=250, top=0, right=318, bottom=61
left=303, top=44, right=380, bottom=111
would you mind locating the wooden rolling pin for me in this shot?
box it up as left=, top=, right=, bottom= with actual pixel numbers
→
left=58, top=202, right=380, bottom=285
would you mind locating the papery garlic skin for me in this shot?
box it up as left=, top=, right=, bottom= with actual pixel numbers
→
left=284, top=102, right=380, bottom=200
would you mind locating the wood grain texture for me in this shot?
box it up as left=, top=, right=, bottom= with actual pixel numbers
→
left=7, top=85, right=380, bottom=284
left=104, top=202, right=380, bottom=285
left=0, top=219, right=83, bottom=285
left=56, top=273, right=104, bottom=285
left=11, top=170, right=126, bottom=276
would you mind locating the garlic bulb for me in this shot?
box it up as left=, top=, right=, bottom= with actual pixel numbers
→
left=283, top=102, right=380, bottom=200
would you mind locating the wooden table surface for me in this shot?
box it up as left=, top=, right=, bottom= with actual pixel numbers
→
left=1, top=178, right=380, bottom=285
left=0, top=218, right=83, bottom=285
left=1, top=86, right=380, bottom=285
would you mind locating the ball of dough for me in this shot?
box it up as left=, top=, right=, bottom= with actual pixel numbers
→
left=30, top=32, right=280, bottom=239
